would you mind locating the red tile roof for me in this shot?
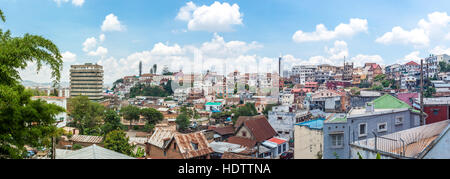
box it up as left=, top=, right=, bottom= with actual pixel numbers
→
left=267, top=137, right=287, bottom=145
left=236, top=115, right=277, bottom=143
left=174, top=132, right=214, bottom=159
left=212, top=126, right=235, bottom=135
left=221, top=152, right=256, bottom=159
left=226, top=136, right=257, bottom=148
left=405, top=61, right=419, bottom=66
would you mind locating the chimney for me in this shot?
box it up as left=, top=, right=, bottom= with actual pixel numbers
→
left=366, top=102, right=374, bottom=113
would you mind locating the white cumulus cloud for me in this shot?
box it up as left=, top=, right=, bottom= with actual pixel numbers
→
left=176, top=1, right=243, bottom=32
left=88, top=46, right=108, bottom=57
left=82, top=37, right=98, bottom=52
left=101, top=13, right=126, bottom=32
left=54, top=0, right=84, bottom=7
left=376, top=11, right=450, bottom=47
left=292, top=18, right=368, bottom=43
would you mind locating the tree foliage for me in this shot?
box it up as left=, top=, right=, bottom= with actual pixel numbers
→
left=231, top=103, right=258, bottom=124
left=0, top=9, right=65, bottom=158
left=129, top=83, right=170, bottom=98
left=121, top=105, right=141, bottom=129
left=176, top=113, right=190, bottom=132
left=67, top=96, right=104, bottom=135
left=439, top=61, right=450, bottom=73
left=424, top=87, right=436, bottom=98
left=140, top=108, right=163, bottom=126
left=263, top=104, right=277, bottom=117
left=374, top=74, right=386, bottom=82
left=103, top=130, right=133, bottom=156
left=101, top=110, right=125, bottom=135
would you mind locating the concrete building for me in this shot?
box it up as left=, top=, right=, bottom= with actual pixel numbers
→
left=426, top=54, right=450, bottom=78
left=31, top=96, right=68, bottom=128
left=70, top=63, right=104, bottom=101
left=323, top=94, right=423, bottom=159
left=294, top=118, right=325, bottom=159
left=268, top=105, right=311, bottom=140
left=413, top=97, right=450, bottom=124
left=291, top=65, right=317, bottom=85
left=350, top=120, right=450, bottom=159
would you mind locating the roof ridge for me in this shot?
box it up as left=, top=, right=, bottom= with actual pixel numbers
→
left=92, top=144, right=97, bottom=159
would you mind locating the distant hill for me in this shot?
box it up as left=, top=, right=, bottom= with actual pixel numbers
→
left=21, top=80, right=70, bottom=88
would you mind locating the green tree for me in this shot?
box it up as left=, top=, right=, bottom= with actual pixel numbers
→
left=0, top=9, right=65, bottom=158
left=439, top=61, right=450, bottom=73
left=162, top=80, right=174, bottom=95
left=371, top=85, right=383, bottom=91
left=153, top=64, right=157, bottom=74
left=121, top=105, right=141, bottom=130
left=263, top=104, right=277, bottom=118
left=231, top=103, right=258, bottom=124
left=424, top=87, right=436, bottom=98
left=359, top=80, right=371, bottom=88
left=374, top=74, right=386, bottom=82
left=381, top=80, right=391, bottom=88
left=176, top=113, right=190, bottom=132
left=101, top=110, right=124, bottom=135
left=140, top=108, right=164, bottom=126
left=103, top=130, right=133, bottom=156
left=26, top=88, right=48, bottom=96
left=68, top=96, right=105, bottom=135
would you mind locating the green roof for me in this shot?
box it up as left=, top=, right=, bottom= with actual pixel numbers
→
left=372, top=94, right=413, bottom=110
left=328, top=116, right=347, bottom=123
left=327, top=113, right=348, bottom=123
left=206, top=102, right=222, bottom=106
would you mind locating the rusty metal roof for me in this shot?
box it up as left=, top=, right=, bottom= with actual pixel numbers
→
left=174, top=132, right=214, bottom=159
left=70, top=135, right=103, bottom=144
left=212, top=126, right=235, bottom=135
left=146, top=127, right=177, bottom=149
left=226, top=136, right=257, bottom=148
left=237, top=116, right=277, bottom=142
left=221, top=152, right=256, bottom=159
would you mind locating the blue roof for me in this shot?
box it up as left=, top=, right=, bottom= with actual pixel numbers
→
left=296, top=118, right=325, bottom=130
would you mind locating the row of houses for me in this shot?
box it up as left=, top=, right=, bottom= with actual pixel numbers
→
left=291, top=94, right=450, bottom=159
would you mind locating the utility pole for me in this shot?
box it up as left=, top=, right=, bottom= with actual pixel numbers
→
left=51, top=136, right=56, bottom=159
left=420, top=59, right=424, bottom=125
left=278, top=56, right=282, bottom=105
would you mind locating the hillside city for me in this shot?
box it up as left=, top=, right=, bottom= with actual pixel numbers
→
left=1, top=1, right=450, bottom=161
left=24, top=54, right=450, bottom=159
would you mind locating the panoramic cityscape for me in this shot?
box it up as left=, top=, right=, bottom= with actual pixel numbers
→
left=1, top=0, right=450, bottom=163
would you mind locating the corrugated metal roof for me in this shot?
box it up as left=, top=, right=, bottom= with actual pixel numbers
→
left=58, top=144, right=135, bottom=159
left=70, top=135, right=103, bottom=144
left=146, top=127, right=177, bottom=149
left=352, top=120, right=450, bottom=158
left=174, top=132, right=214, bottom=159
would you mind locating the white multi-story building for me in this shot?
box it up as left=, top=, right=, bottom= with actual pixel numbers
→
left=268, top=105, right=311, bottom=140
left=291, top=65, right=317, bottom=85
left=426, top=54, right=450, bottom=78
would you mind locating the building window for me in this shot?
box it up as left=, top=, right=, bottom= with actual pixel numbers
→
left=191, top=142, right=198, bottom=150
left=277, top=117, right=283, bottom=120
left=414, top=116, right=420, bottom=126
left=331, top=134, right=344, bottom=148
left=378, top=122, right=387, bottom=132
left=359, top=123, right=367, bottom=137
left=395, top=116, right=403, bottom=125
left=164, top=151, right=166, bottom=156
left=242, top=131, right=247, bottom=137
left=432, top=109, right=440, bottom=115
left=278, top=145, right=282, bottom=154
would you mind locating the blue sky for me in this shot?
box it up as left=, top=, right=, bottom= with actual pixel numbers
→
left=1, top=0, right=450, bottom=84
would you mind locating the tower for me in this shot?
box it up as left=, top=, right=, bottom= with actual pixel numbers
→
left=139, top=61, right=142, bottom=76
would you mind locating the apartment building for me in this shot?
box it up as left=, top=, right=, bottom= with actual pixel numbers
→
left=70, top=63, right=104, bottom=101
